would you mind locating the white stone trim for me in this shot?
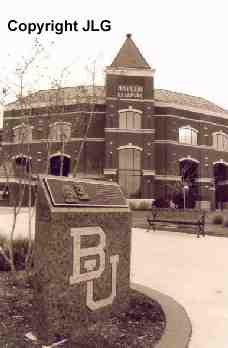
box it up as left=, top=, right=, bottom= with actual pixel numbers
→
left=155, top=175, right=182, bottom=181
left=5, top=97, right=105, bottom=111
left=106, top=67, right=155, bottom=77
left=117, top=144, right=143, bottom=151
left=154, top=139, right=214, bottom=150
left=195, top=178, right=213, bottom=183
left=105, top=128, right=155, bottom=134
left=142, top=170, right=155, bottom=176
left=0, top=177, right=37, bottom=185
left=4, top=110, right=106, bottom=120
left=106, top=97, right=154, bottom=103
left=213, top=159, right=228, bottom=166
left=154, top=114, right=228, bottom=129
left=49, top=121, right=72, bottom=127
left=49, top=152, right=71, bottom=159
left=12, top=154, right=32, bottom=160
left=50, top=207, right=130, bottom=213
left=156, top=138, right=228, bottom=154
left=155, top=101, right=228, bottom=119
left=104, top=168, right=117, bottom=175
left=213, top=130, right=228, bottom=137
left=2, top=137, right=105, bottom=145
left=179, top=156, right=200, bottom=164
left=118, top=108, right=143, bottom=114
left=180, top=125, right=199, bottom=133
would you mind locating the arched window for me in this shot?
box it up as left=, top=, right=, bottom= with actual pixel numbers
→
left=213, top=132, right=228, bottom=151
left=213, top=161, right=228, bottom=209
left=118, top=109, right=142, bottom=129
left=49, top=153, right=71, bottom=176
left=49, top=122, right=72, bottom=142
left=179, top=126, right=198, bottom=145
left=14, top=155, right=32, bottom=173
left=178, top=159, right=199, bottom=208
left=118, top=144, right=142, bottom=196
left=13, top=123, right=32, bottom=143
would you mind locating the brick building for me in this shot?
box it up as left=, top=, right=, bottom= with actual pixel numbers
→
left=1, top=34, right=228, bottom=209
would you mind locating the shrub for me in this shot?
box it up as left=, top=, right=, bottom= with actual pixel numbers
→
left=128, top=201, right=138, bottom=210
left=223, top=217, right=228, bottom=227
left=154, top=198, right=170, bottom=208
left=138, top=200, right=150, bottom=210
left=0, top=235, right=9, bottom=271
left=212, top=214, right=224, bottom=225
left=0, top=237, right=34, bottom=271
left=128, top=199, right=154, bottom=210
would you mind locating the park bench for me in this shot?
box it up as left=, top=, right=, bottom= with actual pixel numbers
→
left=147, top=208, right=206, bottom=238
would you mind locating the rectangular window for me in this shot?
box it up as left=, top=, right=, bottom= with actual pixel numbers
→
left=213, top=133, right=228, bottom=151
left=118, top=147, right=141, bottom=196
left=179, top=127, right=197, bottom=145
left=14, top=125, right=32, bottom=143
left=119, top=110, right=142, bottom=129
left=50, top=123, right=71, bottom=141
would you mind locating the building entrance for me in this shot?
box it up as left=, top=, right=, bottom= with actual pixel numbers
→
left=179, top=159, right=199, bottom=209
left=49, top=155, right=71, bottom=177
left=213, top=163, right=228, bottom=209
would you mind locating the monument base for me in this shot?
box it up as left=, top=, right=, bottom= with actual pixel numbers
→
left=25, top=289, right=165, bottom=348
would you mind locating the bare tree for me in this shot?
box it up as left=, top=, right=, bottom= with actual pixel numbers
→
left=166, top=160, right=199, bottom=209
left=0, top=46, right=100, bottom=272
left=0, top=40, right=51, bottom=272
left=45, top=65, right=77, bottom=177
left=72, top=60, right=98, bottom=177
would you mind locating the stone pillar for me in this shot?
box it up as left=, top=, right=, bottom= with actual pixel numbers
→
left=33, top=176, right=131, bottom=345
left=195, top=182, right=213, bottom=210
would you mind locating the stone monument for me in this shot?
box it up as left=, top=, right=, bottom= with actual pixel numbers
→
left=33, top=175, right=131, bottom=345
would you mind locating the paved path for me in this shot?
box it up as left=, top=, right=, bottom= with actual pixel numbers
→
left=131, top=228, right=228, bottom=348
left=0, top=208, right=35, bottom=240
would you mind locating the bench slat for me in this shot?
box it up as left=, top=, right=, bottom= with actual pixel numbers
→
left=148, top=219, right=202, bottom=225
left=147, top=209, right=206, bottom=237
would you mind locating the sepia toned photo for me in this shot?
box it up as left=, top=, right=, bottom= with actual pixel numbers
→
left=0, top=1, right=227, bottom=347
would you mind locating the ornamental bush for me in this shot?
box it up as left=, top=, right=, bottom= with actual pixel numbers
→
left=223, top=217, right=228, bottom=227
left=212, top=214, right=224, bottom=225
left=138, top=200, right=151, bottom=210
left=0, top=236, right=34, bottom=271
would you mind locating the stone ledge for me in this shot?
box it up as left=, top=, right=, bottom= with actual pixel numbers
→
left=131, top=283, right=192, bottom=348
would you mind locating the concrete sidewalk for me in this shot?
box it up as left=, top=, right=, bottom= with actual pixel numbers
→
left=131, top=228, right=228, bottom=348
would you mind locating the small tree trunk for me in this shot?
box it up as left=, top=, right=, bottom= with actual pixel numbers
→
left=25, top=161, right=33, bottom=271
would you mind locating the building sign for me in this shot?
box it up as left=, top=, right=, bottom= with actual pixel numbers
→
left=117, top=85, right=143, bottom=99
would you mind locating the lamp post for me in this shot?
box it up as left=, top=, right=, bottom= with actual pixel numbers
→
left=183, top=183, right=189, bottom=210
left=209, top=179, right=216, bottom=211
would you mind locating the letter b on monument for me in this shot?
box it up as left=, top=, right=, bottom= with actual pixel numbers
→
left=33, top=176, right=131, bottom=344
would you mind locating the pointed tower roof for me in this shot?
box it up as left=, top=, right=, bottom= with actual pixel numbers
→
left=110, top=34, right=151, bottom=69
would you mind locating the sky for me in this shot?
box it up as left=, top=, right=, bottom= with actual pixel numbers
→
left=1, top=0, right=228, bottom=126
